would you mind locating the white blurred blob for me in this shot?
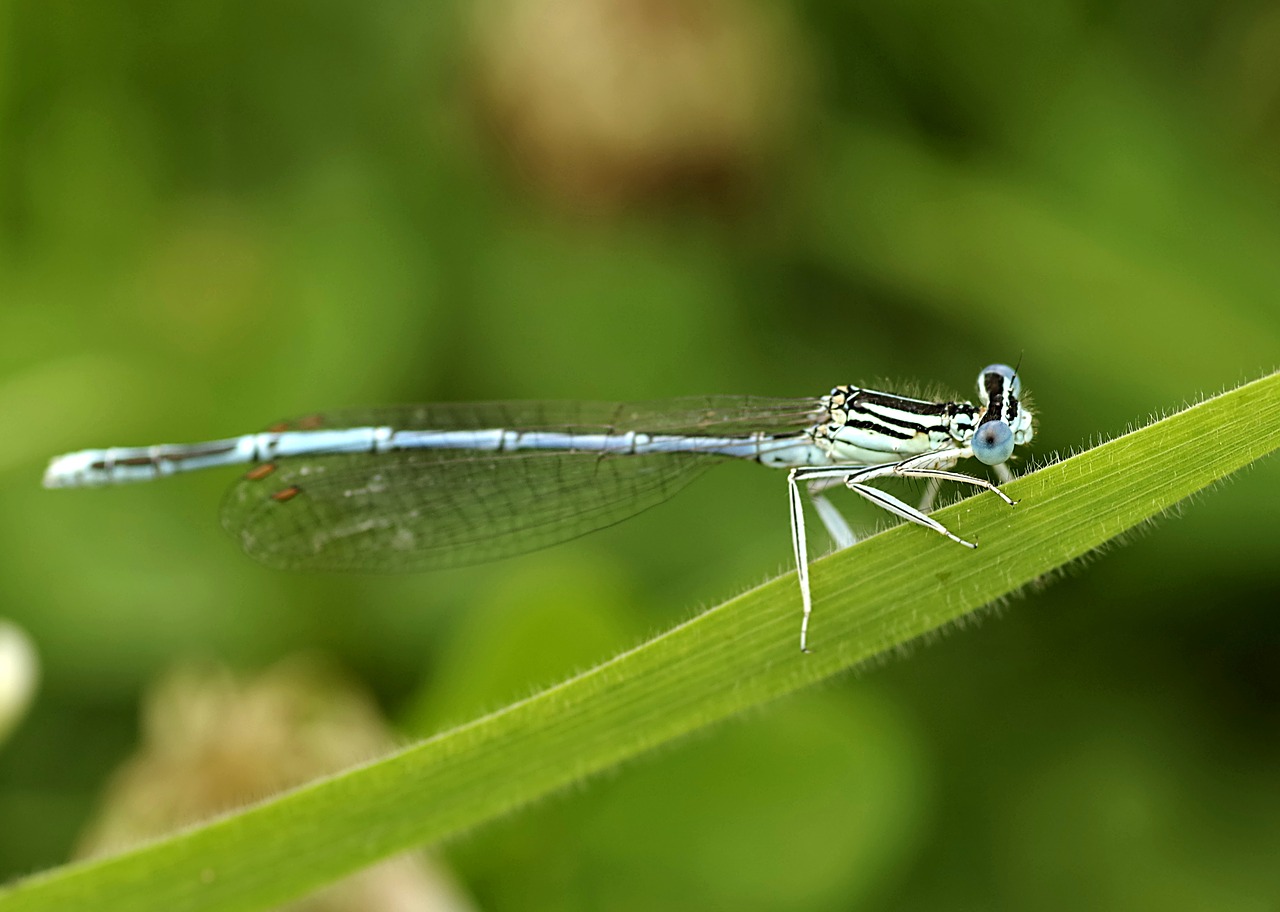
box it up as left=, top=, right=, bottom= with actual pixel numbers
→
left=0, top=620, right=40, bottom=746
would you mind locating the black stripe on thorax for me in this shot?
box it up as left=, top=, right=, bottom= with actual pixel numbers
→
left=852, top=406, right=951, bottom=437
left=843, top=418, right=916, bottom=440
left=853, top=390, right=954, bottom=415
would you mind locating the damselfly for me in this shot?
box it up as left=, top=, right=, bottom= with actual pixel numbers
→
left=43, top=364, right=1034, bottom=650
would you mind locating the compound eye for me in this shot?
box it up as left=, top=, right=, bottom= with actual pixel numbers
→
left=979, top=363, right=1022, bottom=398
left=972, top=419, right=1015, bottom=465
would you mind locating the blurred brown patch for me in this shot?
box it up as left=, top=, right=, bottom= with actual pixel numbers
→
left=470, top=0, right=807, bottom=214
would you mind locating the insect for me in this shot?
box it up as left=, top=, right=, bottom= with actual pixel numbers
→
left=44, top=364, right=1033, bottom=650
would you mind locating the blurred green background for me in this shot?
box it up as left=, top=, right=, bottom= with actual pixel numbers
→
left=2, top=0, right=1280, bottom=908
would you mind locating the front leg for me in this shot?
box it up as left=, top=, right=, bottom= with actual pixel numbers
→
left=845, top=481, right=977, bottom=548
left=840, top=449, right=1018, bottom=546
left=875, top=448, right=1018, bottom=507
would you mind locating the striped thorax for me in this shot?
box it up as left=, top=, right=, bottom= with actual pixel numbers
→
left=815, top=364, right=1034, bottom=467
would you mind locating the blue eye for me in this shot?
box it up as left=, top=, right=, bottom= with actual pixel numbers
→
left=972, top=420, right=1014, bottom=465
left=980, top=363, right=1022, bottom=398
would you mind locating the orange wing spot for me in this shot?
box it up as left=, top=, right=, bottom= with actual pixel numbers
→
left=267, top=414, right=324, bottom=432
left=244, top=463, right=277, bottom=481
left=271, top=485, right=302, bottom=503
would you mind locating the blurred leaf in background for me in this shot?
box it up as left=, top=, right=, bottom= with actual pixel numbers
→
left=2, top=0, right=1279, bottom=908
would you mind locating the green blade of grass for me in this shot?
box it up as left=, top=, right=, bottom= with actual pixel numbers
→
left=4, top=370, right=1278, bottom=912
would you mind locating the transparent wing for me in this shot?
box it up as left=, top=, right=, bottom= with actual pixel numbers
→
left=267, top=396, right=822, bottom=437
left=222, top=396, right=823, bottom=572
